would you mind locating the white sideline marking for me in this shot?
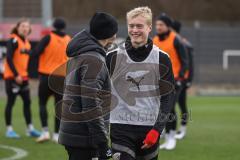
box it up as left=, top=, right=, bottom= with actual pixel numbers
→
left=0, top=145, right=28, bottom=160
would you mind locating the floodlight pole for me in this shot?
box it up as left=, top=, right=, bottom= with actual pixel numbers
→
left=0, top=0, right=3, bottom=22
left=42, top=0, right=53, bottom=27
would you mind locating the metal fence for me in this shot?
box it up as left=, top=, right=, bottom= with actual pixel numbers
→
left=182, top=26, right=240, bottom=85
left=66, top=24, right=240, bottom=86
left=1, top=24, right=239, bottom=86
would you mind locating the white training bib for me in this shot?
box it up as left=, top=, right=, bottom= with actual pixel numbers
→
left=110, top=44, right=161, bottom=126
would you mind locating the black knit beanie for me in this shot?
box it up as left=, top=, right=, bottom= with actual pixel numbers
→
left=53, top=18, right=66, bottom=30
left=90, top=12, right=118, bottom=40
left=172, top=20, right=182, bottom=33
left=157, top=13, right=173, bottom=27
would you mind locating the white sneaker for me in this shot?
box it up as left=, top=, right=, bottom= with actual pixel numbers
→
left=175, top=131, right=185, bottom=140
left=165, top=137, right=176, bottom=150
left=165, top=130, right=176, bottom=150
left=175, top=125, right=187, bottom=140
left=36, top=132, right=50, bottom=143
left=159, top=133, right=169, bottom=149
left=52, top=133, right=59, bottom=143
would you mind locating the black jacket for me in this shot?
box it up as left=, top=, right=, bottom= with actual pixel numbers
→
left=58, top=30, right=111, bottom=148
left=183, top=39, right=194, bottom=82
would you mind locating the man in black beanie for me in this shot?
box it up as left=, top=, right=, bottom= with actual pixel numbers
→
left=154, top=13, right=173, bottom=40
left=53, top=18, right=66, bottom=30
left=58, top=12, right=118, bottom=160
left=32, top=17, right=71, bottom=143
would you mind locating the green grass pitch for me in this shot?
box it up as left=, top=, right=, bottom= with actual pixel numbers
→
left=0, top=96, right=239, bottom=160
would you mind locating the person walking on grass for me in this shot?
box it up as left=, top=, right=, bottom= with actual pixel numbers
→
left=171, top=19, right=194, bottom=140
left=32, top=18, right=71, bottom=143
left=153, top=13, right=189, bottom=150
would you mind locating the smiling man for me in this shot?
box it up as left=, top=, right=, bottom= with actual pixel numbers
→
left=107, top=7, right=175, bottom=160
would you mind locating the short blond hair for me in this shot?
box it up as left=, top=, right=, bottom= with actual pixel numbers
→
left=126, top=6, right=152, bottom=25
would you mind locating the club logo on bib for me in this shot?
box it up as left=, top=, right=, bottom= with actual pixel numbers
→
left=126, top=75, right=144, bottom=91
left=111, top=53, right=173, bottom=106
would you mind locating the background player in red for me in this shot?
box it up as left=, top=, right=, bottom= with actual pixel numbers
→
left=3, top=19, right=41, bottom=138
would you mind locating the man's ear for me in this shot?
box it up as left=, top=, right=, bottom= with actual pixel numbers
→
left=149, top=24, right=152, bottom=32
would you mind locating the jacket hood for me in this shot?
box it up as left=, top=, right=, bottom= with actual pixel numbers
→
left=66, top=30, right=106, bottom=57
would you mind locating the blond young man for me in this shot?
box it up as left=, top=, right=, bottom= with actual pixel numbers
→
left=107, top=7, right=175, bottom=160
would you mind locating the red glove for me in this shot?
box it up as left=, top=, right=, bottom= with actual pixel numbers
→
left=142, top=129, right=160, bottom=149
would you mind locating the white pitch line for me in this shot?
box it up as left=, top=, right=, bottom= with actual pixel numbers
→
left=0, top=145, right=28, bottom=160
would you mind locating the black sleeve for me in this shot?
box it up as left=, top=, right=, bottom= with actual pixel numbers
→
left=153, top=51, right=175, bottom=134
left=106, top=50, right=117, bottom=76
left=31, top=35, right=50, bottom=57
left=174, top=37, right=189, bottom=78
left=6, top=38, right=19, bottom=77
left=187, top=45, right=194, bottom=82
left=79, top=55, right=110, bottom=143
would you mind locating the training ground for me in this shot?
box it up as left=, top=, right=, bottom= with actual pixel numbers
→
left=0, top=96, right=239, bottom=160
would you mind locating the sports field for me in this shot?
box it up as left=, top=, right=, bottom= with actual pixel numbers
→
left=0, top=96, right=239, bottom=160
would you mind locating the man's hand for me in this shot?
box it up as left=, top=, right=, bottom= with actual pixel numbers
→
left=179, top=70, right=185, bottom=79
left=186, top=81, right=192, bottom=88
left=175, top=80, right=182, bottom=87
left=15, top=75, right=23, bottom=85
left=99, top=143, right=112, bottom=160
left=141, top=129, right=160, bottom=149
